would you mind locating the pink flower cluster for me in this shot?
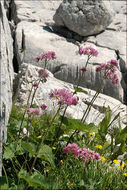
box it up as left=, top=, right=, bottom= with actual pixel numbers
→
left=38, top=68, right=49, bottom=79
left=36, top=51, right=56, bottom=62
left=40, top=104, right=47, bottom=110
left=96, top=59, right=119, bottom=85
left=63, top=143, right=100, bottom=162
left=81, top=67, right=87, bottom=72
left=27, top=108, right=40, bottom=115
left=79, top=46, right=98, bottom=57
left=33, top=82, right=38, bottom=87
left=49, top=88, right=78, bottom=106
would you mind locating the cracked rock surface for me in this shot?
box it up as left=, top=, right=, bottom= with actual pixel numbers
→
left=0, top=0, right=14, bottom=176
left=16, top=63, right=127, bottom=129
left=9, top=0, right=126, bottom=104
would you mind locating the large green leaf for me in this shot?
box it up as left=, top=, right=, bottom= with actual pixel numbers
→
left=38, top=145, right=55, bottom=168
left=3, top=142, right=18, bottom=160
left=22, top=141, right=36, bottom=156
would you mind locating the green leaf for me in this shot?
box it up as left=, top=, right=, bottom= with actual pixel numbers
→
left=78, top=179, right=85, bottom=187
left=108, top=113, right=120, bottom=128
left=22, top=141, right=36, bottom=156
left=115, top=126, right=127, bottom=145
left=62, top=117, right=88, bottom=131
left=3, top=142, right=18, bottom=160
left=38, top=145, right=55, bottom=168
left=74, top=87, right=88, bottom=94
left=98, top=107, right=111, bottom=140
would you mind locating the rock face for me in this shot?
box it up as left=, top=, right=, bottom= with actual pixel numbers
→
left=0, top=1, right=14, bottom=175
left=14, top=21, right=124, bottom=102
left=9, top=0, right=126, bottom=103
left=16, top=63, right=127, bottom=129
left=53, top=0, right=113, bottom=37
left=8, top=0, right=126, bottom=103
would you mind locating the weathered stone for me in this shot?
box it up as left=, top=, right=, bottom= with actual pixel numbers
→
left=53, top=0, right=114, bottom=37
left=16, top=63, right=127, bottom=129
left=10, top=0, right=126, bottom=104
left=0, top=0, right=14, bottom=175
left=10, top=0, right=62, bottom=24
left=14, top=21, right=124, bottom=102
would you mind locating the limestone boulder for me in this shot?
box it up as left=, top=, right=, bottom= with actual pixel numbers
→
left=0, top=1, right=14, bottom=143
left=11, top=0, right=126, bottom=103
left=16, top=63, right=127, bottom=129
left=53, top=0, right=114, bottom=37
left=15, top=21, right=124, bottom=102
left=0, top=1, right=14, bottom=175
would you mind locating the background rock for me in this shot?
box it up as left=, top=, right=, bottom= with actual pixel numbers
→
left=0, top=1, right=14, bottom=175
left=14, top=21, right=124, bottom=102
left=8, top=0, right=126, bottom=103
left=16, top=63, right=127, bottom=129
left=53, top=0, right=114, bottom=37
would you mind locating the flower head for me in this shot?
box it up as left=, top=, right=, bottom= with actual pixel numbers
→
left=41, top=51, right=56, bottom=60
left=101, top=156, right=106, bottom=162
left=35, top=56, right=40, bottom=63
left=45, top=167, right=50, bottom=172
left=63, top=143, right=100, bottom=162
left=38, top=68, right=49, bottom=79
left=33, top=82, right=39, bottom=87
left=96, top=145, right=103, bottom=150
left=79, top=46, right=98, bottom=57
left=123, top=173, right=127, bottom=177
left=36, top=51, right=56, bottom=63
left=96, top=60, right=119, bottom=85
left=49, top=88, right=78, bottom=106
left=89, top=132, right=94, bottom=136
left=40, top=104, right=47, bottom=110
left=81, top=67, right=87, bottom=72
left=27, top=108, right=40, bottom=115
left=113, top=160, right=119, bottom=164
left=108, top=59, right=118, bottom=67
left=52, top=147, right=56, bottom=150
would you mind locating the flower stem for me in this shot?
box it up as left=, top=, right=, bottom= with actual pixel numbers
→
left=52, top=106, right=68, bottom=145
left=81, top=91, right=99, bottom=122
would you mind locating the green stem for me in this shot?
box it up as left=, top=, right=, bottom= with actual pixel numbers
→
left=83, top=92, right=99, bottom=123
left=30, top=79, right=41, bottom=107
left=2, top=165, right=9, bottom=189
left=49, top=105, right=61, bottom=127
left=74, top=55, right=91, bottom=95
left=52, top=106, right=68, bottom=145
left=81, top=91, right=99, bottom=122
left=111, top=135, right=114, bottom=153
left=66, top=129, right=78, bottom=146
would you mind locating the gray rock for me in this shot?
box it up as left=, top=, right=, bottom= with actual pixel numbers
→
left=53, top=0, right=114, bottom=37
left=15, top=21, right=124, bottom=102
left=16, top=63, right=127, bottom=129
left=0, top=1, right=14, bottom=175
left=10, top=0, right=62, bottom=24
